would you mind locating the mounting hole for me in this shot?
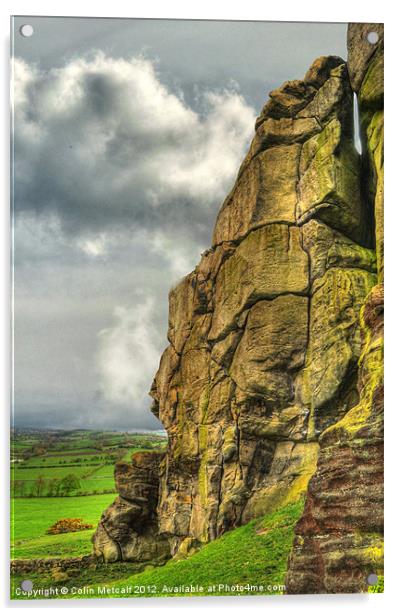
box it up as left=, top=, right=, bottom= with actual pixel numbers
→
left=366, top=573, right=378, bottom=586
left=367, top=31, right=379, bottom=45
left=19, top=24, right=34, bottom=38
left=20, top=579, right=33, bottom=591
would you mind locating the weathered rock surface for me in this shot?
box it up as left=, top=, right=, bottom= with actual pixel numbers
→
left=92, top=451, right=170, bottom=564
left=347, top=22, right=383, bottom=282
left=230, top=295, right=309, bottom=403
left=297, top=268, right=376, bottom=414
left=347, top=23, right=384, bottom=92
left=213, top=57, right=365, bottom=246
left=93, top=24, right=383, bottom=595
left=209, top=224, right=309, bottom=341
left=286, top=284, right=384, bottom=593
left=286, top=23, right=384, bottom=593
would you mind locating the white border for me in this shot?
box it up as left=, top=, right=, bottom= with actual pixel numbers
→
left=1, top=1, right=397, bottom=614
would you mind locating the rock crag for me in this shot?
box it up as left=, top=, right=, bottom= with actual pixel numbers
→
left=92, top=23, right=383, bottom=593
left=285, top=22, right=384, bottom=594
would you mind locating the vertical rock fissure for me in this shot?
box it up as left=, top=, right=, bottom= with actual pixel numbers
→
left=353, top=92, right=362, bottom=154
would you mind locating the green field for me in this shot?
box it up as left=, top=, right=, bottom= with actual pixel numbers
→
left=11, top=427, right=303, bottom=600
left=113, top=499, right=303, bottom=597
left=10, top=429, right=384, bottom=600
left=11, top=493, right=116, bottom=559
left=10, top=493, right=385, bottom=601
left=12, top=463, right=116, bottom=495
left=11, top=500, right=303, bottom=599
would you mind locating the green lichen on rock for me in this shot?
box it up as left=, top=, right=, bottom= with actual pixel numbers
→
left=296, top=118, right=364, bottom=242
left=222, top=425, right=237, bottom=462
left=324, top=284, right=383, bottom=439
left=286, top=282, right=383, bottom=593
left=297, top=267, right=376, bottom=414
left=242, top=441, right=319, bottom=522
left=301, top=219, right=376, bottom=285
left=359, top=50, right=384, bottom=112
left=364, top=108, right=384, bottom=282
left=213, top=145, right=300, bottom=245
left=209, top=224, right=309, bottom=341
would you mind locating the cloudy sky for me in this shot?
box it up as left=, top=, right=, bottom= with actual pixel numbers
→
left=12, top=17, right=347, bottom=430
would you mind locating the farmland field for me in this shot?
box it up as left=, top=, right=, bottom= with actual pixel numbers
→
left=10, top=428, right=167, bottom=561
left=11, top=428, right=167, bottom=498
left=11, top=494, right=115, bottom=559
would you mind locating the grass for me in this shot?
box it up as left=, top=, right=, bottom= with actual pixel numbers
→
left=12, top=529, right=96, bottom=560
left=85, top=464, right=115, bottom=479
left=368, top=576, right=384, bottom=593
left=11, top=499, right=304, bottom=600
left=11, top=463, right=116, bottom=496
left=11, top=494, right=116, bottom=559
left=78, top=465, right=116, bottom=492
left=9, top=427, right=168, bottom=570
left=16, top=454, right=114, bottom=469
left=12, top=466, right=92, bottom=480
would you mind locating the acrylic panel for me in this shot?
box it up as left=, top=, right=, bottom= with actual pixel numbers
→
left=10, top=16, right=384, bottom=599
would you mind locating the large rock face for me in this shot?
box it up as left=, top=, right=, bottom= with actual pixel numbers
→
left=92, top=23, right=383, bottom=593
left=285, top=23, right=384, bottom=593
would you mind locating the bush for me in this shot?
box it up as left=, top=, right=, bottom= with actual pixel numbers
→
left=46, top=517, right=94, bottom=535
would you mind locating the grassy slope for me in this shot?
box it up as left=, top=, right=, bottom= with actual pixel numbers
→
left=117, top=500, right=304, bottom=596
left=11, top=494, right=116, bottom=559
left=11, top=500, right=304, bottom=599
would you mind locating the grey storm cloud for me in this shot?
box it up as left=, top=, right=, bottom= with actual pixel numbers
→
left=13, top=54, right=255, bottom=244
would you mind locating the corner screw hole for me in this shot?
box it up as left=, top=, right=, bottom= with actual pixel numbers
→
left=367, top=31, right=379, bottom=45
left=20, top=24, right=34, bottom=38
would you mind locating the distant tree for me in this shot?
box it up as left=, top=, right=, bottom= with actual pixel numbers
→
left=58, top=474, right=80, bottom=496
left=11, top=480, right=25, bottom=497
left=47, top=478, right=59, bottom=497
left=33, top=446, right=47, bottom=456
left=34, top=475, right=46, bottom=497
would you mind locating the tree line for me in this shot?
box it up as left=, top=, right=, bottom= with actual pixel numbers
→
left=12, top=473, right=81, bottom=497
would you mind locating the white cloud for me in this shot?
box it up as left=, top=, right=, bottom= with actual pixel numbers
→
left=13, top=54, right=256, bottom=239
left=77, top=233, right=109, bottom=257
left=96, top=297, right=160, bottom=406
left=149, top=230, right=202, bottom=280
